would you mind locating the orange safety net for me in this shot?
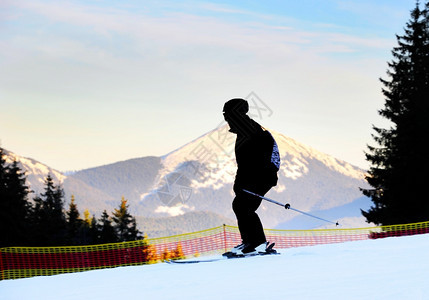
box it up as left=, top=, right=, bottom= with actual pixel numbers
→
left=1, top=221, right=428, bottom=280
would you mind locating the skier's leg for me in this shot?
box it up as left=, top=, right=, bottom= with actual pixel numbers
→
left=233, top=185, right=271, bottom=247
left=232, top=194, right=253, bottom=244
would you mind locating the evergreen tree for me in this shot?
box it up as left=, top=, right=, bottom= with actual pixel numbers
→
left=73, top=208, right=89, bottom=245
left=88, top=214, right=99, bottom=244
left=0, top=148, right=7, bottom=198
left=83, top=209, right=92, bottom=227
left=112, top=197, right=142, bottom=242
left=65, top=197, right=101, bottom=245
left=31, top=175, right=67, bottom=246
left=30, top=195, right=44, bottom=244
left=0, top=149, right=32, bottom=247
left=98, top=210, right=117, bottom=244
left=66, top=195, right=82, bottom=245
left=362, top=1, right=429, bottom=225
left=0, top=149, right=11, bottom=247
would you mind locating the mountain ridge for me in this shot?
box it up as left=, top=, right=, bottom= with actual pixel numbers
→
left=2, top=125, right=372, bottom=236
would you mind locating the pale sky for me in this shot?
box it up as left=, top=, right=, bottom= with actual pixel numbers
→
left=0, top=0, right=417, bottom=172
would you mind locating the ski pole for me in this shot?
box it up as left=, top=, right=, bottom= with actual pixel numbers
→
left=242, top=189, right=339, bottom=226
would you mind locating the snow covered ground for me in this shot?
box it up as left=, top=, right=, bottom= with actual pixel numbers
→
left=1, top=234, right=428, bottom=300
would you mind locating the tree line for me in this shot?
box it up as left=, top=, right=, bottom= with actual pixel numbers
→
left=0, top=148, right=142, bottom=248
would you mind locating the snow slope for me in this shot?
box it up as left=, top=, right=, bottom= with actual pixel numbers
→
left=1, top=234, right=428, bottom=300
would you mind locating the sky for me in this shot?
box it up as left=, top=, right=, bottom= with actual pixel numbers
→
left=0, top=0, right=418, bottom=172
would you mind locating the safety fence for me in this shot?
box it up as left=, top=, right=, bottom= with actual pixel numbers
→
left=1, top=221, right=428, bottom=280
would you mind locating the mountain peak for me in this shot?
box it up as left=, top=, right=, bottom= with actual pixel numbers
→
left=269, top=129, right=365, bottom=180
left=2, top=148, right=66, bottom=192
left=160, top=124, right=364, bottom=186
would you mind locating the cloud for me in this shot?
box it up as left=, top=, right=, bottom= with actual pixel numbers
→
left=3, top=1, right=394, bottom=113
left=1, top=0, right=400, bottom=170
left=9, top=0, right=392, bottom=56
left=155, top=204, right=194, bottom=216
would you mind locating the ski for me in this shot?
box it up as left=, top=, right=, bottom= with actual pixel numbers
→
left=166, top=252, right=279, bottom=264
left=165, top=257, right=225, bottom=264
left=166, top=243, right=278, bottom=264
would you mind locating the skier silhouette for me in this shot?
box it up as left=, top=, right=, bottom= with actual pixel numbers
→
left=223, top=98, right=280, bottom=255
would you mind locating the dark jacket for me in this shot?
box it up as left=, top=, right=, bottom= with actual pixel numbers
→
left=233, top=119, right=280, bottom=194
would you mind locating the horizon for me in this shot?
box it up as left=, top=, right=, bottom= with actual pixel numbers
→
left=0, top=0, right=417, bottom=171
left=4, top=122, right=367, bottom=173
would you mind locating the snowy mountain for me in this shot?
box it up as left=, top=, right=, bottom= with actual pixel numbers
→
left=136, top=124, right=371, bottom=229
left=3, top=149, right=66, bottom=194
left=2, top=149, right=117, bottom=214
left=2, top=124, right=372, bottom=235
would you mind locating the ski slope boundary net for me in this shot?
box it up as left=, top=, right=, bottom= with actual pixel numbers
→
left=1, top=221, right=428, bottom=280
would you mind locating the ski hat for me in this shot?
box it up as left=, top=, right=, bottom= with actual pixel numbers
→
left=223, top=98, right=249, bottom=115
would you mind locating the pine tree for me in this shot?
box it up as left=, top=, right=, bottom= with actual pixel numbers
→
left=0, top=149, right=10, bottom=247
left=88, top=214, right=99, bottom=244
left=98, top=210, right=117, bottom=244
left=361, top=1, right=429, bottom=225
left=76, top=209, right=93, bottom=245
left=66, top=195, right=82, bottom=244
left=0, top=148, right=7, bottom=199
left=0, top=150, right=32, bottom=247
left=83, top=209, right=92, bottom=227
left=6, top=161, right=32, bottom=245
left=31, top=175, right=67, bottom=246
left=112, top=197, right=142, bottom=242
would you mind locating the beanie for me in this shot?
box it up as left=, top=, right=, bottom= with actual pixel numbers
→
left=223, top=98, right=249, bottom=115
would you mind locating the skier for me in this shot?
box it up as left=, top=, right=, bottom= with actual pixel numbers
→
left=223, top=98, right=280, bottom=256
